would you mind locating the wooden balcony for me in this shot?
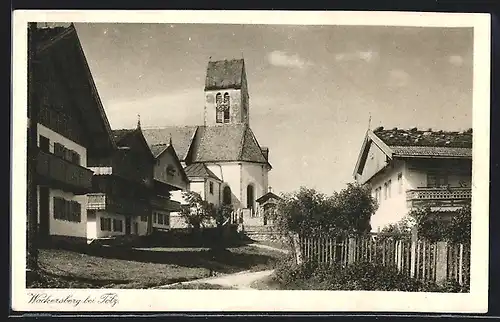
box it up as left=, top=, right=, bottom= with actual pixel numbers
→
left=36, top=150, right=93, bottom=194
left=151, top=195, right=181, bottom=212
left=87, top=193, right=151, bottom=216
left=406, top=187, right=471, bottom=208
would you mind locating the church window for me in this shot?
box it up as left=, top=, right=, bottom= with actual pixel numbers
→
left=216, top=93, right=223, bottom=123
left=223, top=93, right=230, bottom=123
left=246, top=184, right=254, bottom=211
left=223, top=186, right=232, bottom=205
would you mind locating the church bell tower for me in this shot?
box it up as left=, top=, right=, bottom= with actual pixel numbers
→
left=203, top=58, right=250, bottom=126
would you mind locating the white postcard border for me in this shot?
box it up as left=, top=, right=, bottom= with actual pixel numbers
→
left=11, top=10, right=491, bottom=313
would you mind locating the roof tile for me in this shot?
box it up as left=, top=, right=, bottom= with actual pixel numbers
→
left=205, top=59, right=244, bottom=90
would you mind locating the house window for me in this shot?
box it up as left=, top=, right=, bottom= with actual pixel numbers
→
left=39, top=135, right=50, bottom=152
left=427, top=172, right=448, bottom=188
left=158, top=213, right=164, bottom=225
left=164, top=213, right=170, bottom=226
left=166, top=165, right=175, bottom=177
left=53, top=197, right=81, bottom=222
left=209, top=181, right=214, bottom=195
left=383, top=183, right=388, bottom=200
left=374, top=187, right=381, bottom=203
left=100, top=217, right=112, bottom=231
left=153, top=212, right=157, bottom=223
left=397, top=173, right=403, bottom=194
left=140, top=215, right=148, bottom=222
left=113, top=219, right=123, bottom=232
left=387, top=180, right=392, bottom=198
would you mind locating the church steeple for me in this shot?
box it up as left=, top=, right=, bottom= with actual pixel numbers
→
left=203, top=58, right=250, bottom=126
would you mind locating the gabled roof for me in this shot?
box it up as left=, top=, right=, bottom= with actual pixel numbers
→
left=142, top=124, right=271, bottom=168
left=31, top=23, right=117, bottom=154
left=256, top=191, right=282, bottom=204
left=353, top=127, right=473, bottom=179
left=112, top=128, right=155, bottom=160
left=142, top=126, right=198, bottom=161
left=184, top=163, right=222, bottom=182
left=205, top=59, right=245, bottom=90
left=192, top=124, right=271, bottom=167
left=112, top=129, right=135, bottom=146
left=151, top=143, right=190, bottom=184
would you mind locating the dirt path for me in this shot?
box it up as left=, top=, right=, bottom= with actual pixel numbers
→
left=156, top=269, right=275, bottom=290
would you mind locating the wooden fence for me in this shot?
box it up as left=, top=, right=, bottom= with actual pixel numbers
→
left=295, top=232, right=470, bottom=286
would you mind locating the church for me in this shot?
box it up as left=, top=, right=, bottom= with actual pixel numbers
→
left=142, top=58, right=273, bottom=227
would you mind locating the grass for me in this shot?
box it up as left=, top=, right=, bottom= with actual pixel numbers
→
left=29, top=242, right=285, bottom=289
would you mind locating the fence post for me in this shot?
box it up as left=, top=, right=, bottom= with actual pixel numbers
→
left=348, top=237, right=356, bottom=265
left=410, top=226, right=418, bottom=278
left=293, top=233, right=303, bottom=265
left=435, top=241, right=449, bottom=285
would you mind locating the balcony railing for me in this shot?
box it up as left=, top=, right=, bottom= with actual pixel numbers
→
left=151, top=195, right=181, bottom=212
left=87, top=193, right=151, bottom=216
left=36, top=150, right=93, bottom=194
left=406, top=187, right=471, bottom=208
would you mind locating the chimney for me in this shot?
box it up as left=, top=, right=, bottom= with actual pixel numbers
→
left=268, top=186, right=272, bottom=193
left=261, top=147, right=269, bottom=161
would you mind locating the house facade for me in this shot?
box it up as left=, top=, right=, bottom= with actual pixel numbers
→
left=86, top=126, right=156, bottom=238
left=353, top=127, right=472, bottom=232
left=142, top=58, right=273, bottom=228
left=29, top=23, right=117, bottom=241
left=148, top=139, right=190, bottom=231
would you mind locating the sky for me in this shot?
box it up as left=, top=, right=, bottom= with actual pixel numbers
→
left=74, top=23, right=473, bottom=196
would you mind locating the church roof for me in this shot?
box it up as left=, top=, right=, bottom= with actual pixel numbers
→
left=256, top=191, right=282, bottom=204
left=205, top=59, right=245, bottom=90
left=192, top=124, right=270, bottom=165
left=142, top=124, right=271, bottom=167
left=184, top=163, right=222, bottom=181
left=142, top=126, right=198, bottom=161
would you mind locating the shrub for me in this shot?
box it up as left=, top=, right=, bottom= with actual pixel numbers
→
left=273, top=257, right=468, bottom=292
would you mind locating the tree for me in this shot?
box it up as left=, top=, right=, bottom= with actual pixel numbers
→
left=274, top=183, right=377, bottom=237
left=407, top=202, right=471, bottom=244
left=332, top=182, right=377, bottom=233
left=180, top=191, right=213, bottom=232
left=180, top=191, right=233, bottom=231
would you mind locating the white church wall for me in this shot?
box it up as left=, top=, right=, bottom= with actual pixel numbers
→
left=207, top=163, right=242, bottom=208
left=241, top=162, right=268, bottom=211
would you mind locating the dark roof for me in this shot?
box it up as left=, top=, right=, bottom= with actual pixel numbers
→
left=193, top=125, right=269, bottom=165
left=373, top=127, right=472, bottom=148
left=372, top=127, right=472, bottom=158
left=31, top=23, right=117, bottom=154
left=30, top=23, right=74, bottom=52
left=184, top=163, right=221, bottom=181
left=112, top=129, right=135, bottom=146
left=256, top=192, right=282, bottom=204
left=142, top=126, right=198, bottom=161
left=142, top=124, right=271, bottom=167
left=205, top=59, right=245, bottom=90
left=150, top=144, right=169, bottom=157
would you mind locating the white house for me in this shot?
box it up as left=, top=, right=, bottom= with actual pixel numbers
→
left=353, top=126, right=472, bottom=232
left=30, top=23, right=117, bottom=242
left=143, top=58, right=273, bottom=228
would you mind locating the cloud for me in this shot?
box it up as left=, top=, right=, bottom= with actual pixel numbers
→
left=267, top=50, right=313, bottom=69
left=335, top=50, right=377, bottom=63
left=387, top=69, right=410, bottom=88
left=448, top=55, right=464, bottom=67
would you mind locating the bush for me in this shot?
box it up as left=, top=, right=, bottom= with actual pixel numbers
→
left=273, top=257, right=468, bottom=292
